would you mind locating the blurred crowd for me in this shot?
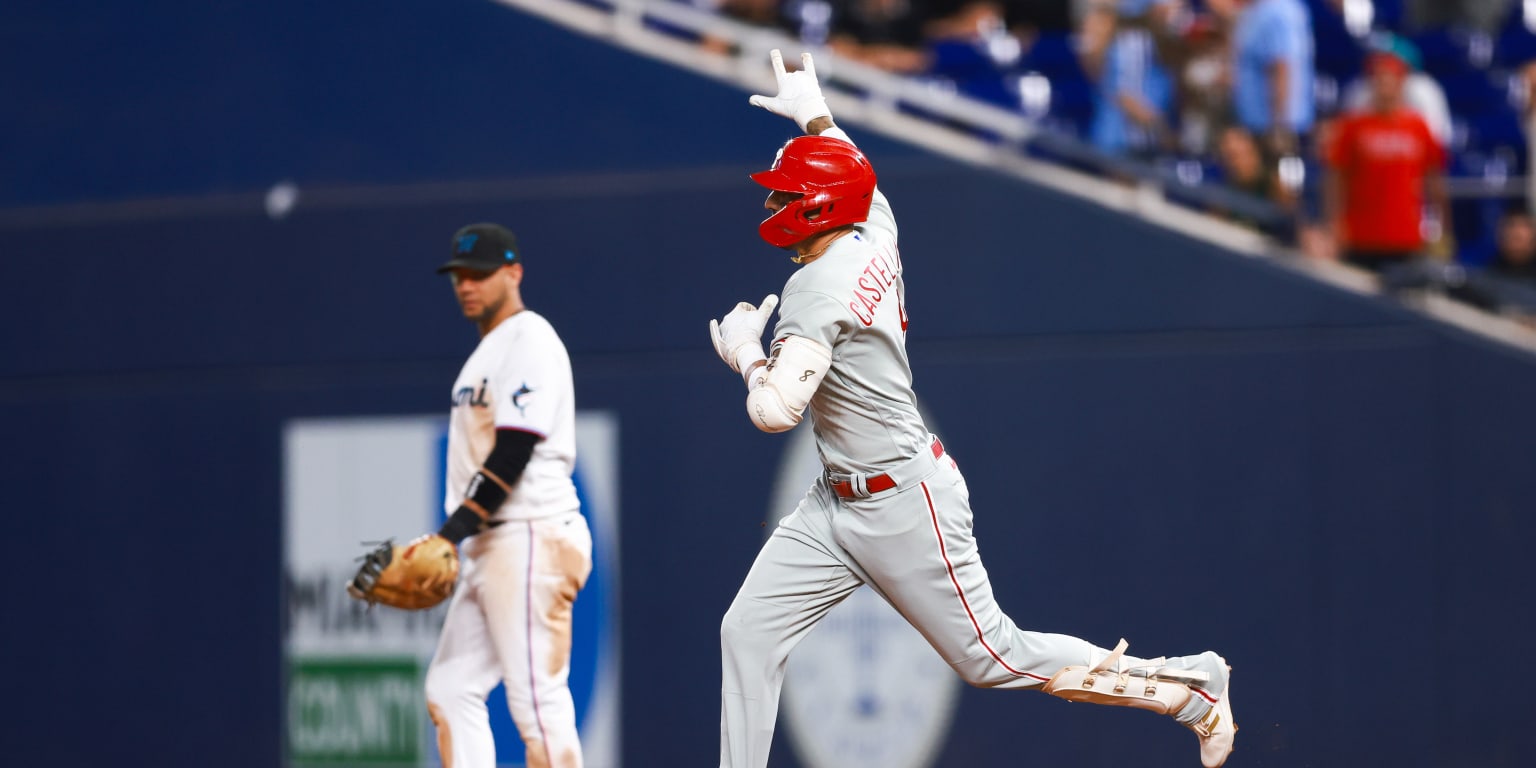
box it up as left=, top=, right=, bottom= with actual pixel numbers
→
left=681, top=0, right=1536, bottom=321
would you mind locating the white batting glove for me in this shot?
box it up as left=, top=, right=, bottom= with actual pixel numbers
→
left=748, top=50, right=831, bottom=132
left=710, top=294, right=779, bottom=374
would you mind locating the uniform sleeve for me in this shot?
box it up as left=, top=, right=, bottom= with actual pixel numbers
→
left=491, top=328, right=561, bottom=439
left=773, top=288, right=854, bottom=353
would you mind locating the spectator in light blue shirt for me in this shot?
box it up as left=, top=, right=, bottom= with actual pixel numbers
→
left=1083, top=0, right=1180, bottom=157
left=1231, top=0, right=1314, bottom=154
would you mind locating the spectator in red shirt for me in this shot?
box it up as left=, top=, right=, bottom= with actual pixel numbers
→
left=1322, top=47, right=1451, bottom=271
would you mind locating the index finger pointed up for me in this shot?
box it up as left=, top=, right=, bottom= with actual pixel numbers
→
left=769, top=49, right=788, bottom=85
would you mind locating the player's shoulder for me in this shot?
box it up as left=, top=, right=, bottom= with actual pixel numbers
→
left=514, top=308, right=555, bottom=331
left=854, top=213, right=896, bottom=247
left=1401, top=109, right=1434, bottom=132
left=826, top=229, right=883, bottom=265
left=484, top=310, right=566, bottom=349
left=519, top=310, right=571, bottom=346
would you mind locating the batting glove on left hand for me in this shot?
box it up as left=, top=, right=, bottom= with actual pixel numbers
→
left=710, top=294, right=779, bottom=374
left=749, top=50, right=831, bottom=132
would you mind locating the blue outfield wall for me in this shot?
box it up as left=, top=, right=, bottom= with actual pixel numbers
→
left=4, top=2, right=1536, bottom=767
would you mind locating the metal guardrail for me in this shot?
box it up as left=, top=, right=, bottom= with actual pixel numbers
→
left=1445, top=175, right=1531, bottom=198
left=590, top=0, right=1038, bottom=141
left=496, top=0, right=1298, bottom=234
left=494, top=0, right=1536, bottom=355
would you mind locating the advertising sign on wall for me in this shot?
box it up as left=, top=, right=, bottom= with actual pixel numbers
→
left=283, top=413, right=621, bottom=767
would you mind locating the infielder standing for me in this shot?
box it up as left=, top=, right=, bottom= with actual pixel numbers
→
left=427, top=223, right=592, bottom=768
left=709, top=51, right=1236, bottom=767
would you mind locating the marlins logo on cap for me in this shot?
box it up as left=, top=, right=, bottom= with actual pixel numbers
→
left=437, top=223, right=520, bottom=274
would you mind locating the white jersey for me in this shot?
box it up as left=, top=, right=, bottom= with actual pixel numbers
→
left=772, top=187, right=929, bottom=475
left=444, top=309, right=579, bottom=522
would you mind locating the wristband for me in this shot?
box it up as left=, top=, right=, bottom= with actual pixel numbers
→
left=437, top=469, right=512, bottom=544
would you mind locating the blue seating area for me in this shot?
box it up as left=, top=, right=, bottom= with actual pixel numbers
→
left=896, top=1, right=1536, bottom=262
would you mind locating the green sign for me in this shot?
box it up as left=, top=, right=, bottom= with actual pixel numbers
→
left=288, top=657, right=422, bottom=765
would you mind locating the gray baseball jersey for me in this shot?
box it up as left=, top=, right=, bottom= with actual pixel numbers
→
left=720, top=135, right=1227, bottom=768
left=772, top=189, right=929, bottom=475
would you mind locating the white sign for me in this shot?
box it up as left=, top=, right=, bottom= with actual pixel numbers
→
left=282, top=413, right=621, bottom=767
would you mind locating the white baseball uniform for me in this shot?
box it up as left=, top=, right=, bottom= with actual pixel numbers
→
left=426, top=309, right=592, bottom=768
left=717, top=128, right=1227, bottom=768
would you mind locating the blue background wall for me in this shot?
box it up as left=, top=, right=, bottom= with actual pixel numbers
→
left=4, top=1, right=1535, bottom=766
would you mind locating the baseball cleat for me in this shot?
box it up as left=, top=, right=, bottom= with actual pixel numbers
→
left=1043, top=642, right=1236, bottom=765
left=1185, top=657, right=1235, bottom=768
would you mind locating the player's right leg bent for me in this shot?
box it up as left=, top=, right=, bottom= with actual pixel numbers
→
left=425, top=558, right=505, bottom=768
left=720, top=489, right=864, bottom=768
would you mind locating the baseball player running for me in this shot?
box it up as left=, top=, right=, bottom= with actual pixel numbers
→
left=709, top=51, right=1236, bottom=767
left=427, top=224, right=593, bottom=768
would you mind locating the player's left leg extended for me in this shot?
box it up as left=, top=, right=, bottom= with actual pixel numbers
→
left=834, top=455, right=1235, bottom=767
left=720, top=484, right=866, bottom=768
left=475, top=512, right=593, bottom=768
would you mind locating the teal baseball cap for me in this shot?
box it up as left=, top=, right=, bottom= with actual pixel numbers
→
left=1366, top=32, right=1422, bottom=71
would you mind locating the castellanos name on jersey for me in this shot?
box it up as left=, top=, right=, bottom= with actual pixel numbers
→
left=446, top=309, right=580, bottom=521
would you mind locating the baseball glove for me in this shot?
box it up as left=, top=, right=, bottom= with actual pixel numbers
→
left=346, top=534, right=460, bottom=610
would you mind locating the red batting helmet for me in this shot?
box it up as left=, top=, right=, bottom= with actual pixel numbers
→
left=750, top=135, right=877, bottom=248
